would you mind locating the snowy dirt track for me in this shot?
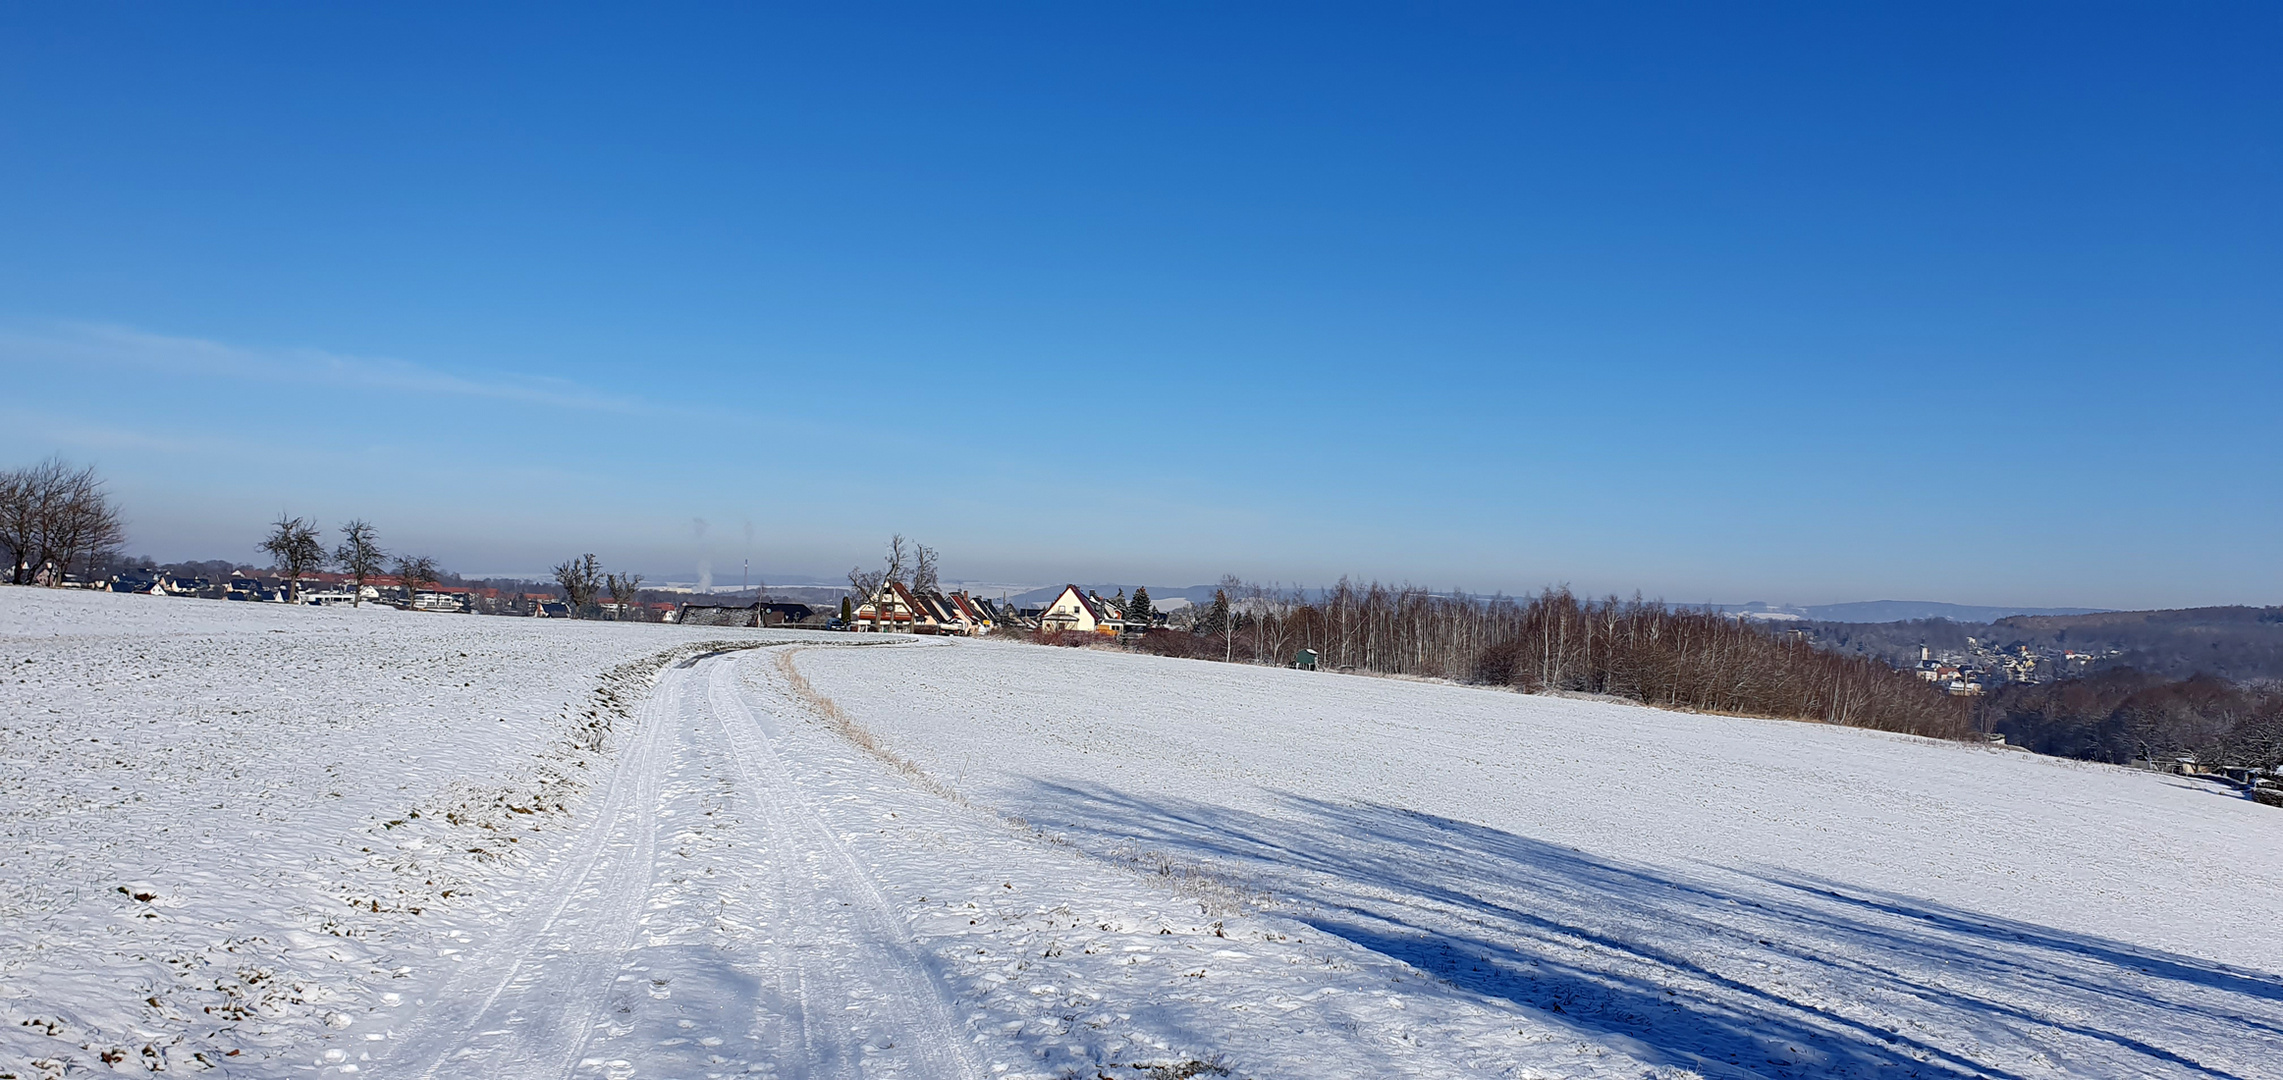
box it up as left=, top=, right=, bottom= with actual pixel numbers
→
left=0, top=589, right=804, bottom=1077
left=6, top=590, right=2281, bottom=1079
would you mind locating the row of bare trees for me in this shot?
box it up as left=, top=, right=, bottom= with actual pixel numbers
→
left=1140, top=580, right=1972, bottom=739
left=0, top=458, right=127, bottom=586
left=548, top=553, right=647, bottom=618
left=258, top=515, right=445, bottom=607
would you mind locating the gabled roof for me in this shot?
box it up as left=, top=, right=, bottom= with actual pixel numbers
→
left=1048, top=584, right=1117, bottom=624
left=854, top=582, right=921, bottom=621
left=916, top=589, right=960, bottom=623
left=890, top=581, right=929, bottom=619
left=948, top=592, right=990, bottom=623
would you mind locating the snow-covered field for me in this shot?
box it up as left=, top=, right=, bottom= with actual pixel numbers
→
left=790, top=642, right=2283, bottom=1080
left=3, top=589, right=2277, bottom=1079
left=0, top=588, right=802, bottom=1076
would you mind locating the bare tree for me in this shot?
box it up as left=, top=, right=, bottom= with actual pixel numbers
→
left=393, top=554, right=439, bottom=609
left=911, top=543, right=940, bottom=594
left=883, top=535, right=909, bottom=584
left=0, top=458, right=125, bottom=586
left=0, top=462, right=42, bottom=585
left=847, top=563, right=885, bottom=610
left=606, top=571, right=645, bottom=619
left=854, top=535, right=910, bottom=632
left=260, top=514, right=326, bottom=602
left=1218, top=573, right=1244, bottom=662
left=553, top=553, right=603, bottom=617
left=334, top=520, right=386, bottom=607
left=44, top=466, right=126, bottom=587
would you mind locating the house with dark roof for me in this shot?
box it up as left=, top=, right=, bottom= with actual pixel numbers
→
left=758, top=602, right=819, bottom=627
left=109, top=568, right=165, bottom=595
left=942, top=592, right=995, bottom=636
left=226, top=575, right=276, bottom=602
left=915, top=590, right=961, bottom=631
left=677, top=602, right=761, bottom=628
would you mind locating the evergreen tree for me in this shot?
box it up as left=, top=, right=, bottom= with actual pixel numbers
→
left=1129, top=586, right=1154, bottom=626
left=1200, top=588, right=1230, bottom=637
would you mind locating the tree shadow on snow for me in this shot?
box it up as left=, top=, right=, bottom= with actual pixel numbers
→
left=1015, top=781, right=2277, bottom=1080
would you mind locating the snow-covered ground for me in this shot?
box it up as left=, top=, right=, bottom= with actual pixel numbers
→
left=0, top=589, right=791, bottom=1076
left=796, top=640, right=2283, bottom=1080
left=4, top=589, right=2277, bottom=1079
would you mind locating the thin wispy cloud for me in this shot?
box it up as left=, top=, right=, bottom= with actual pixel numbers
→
left=0, top=322, right=645, bottom=414
left=0, top=407, right=249, bottom=457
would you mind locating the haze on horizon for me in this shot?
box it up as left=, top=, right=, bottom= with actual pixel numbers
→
left=1, top=5, right=2275, bottom=612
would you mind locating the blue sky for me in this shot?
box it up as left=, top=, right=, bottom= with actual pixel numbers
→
left=1, top=4, right=2275, bottom=607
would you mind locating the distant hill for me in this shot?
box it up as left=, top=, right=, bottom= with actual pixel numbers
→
left=1802, top=605, right=2283, bottom=683
left=1994, top=606, right=2280, bottom=633
left=1802, top=600, right=2110, bottom=624
left=1989, top=606, right=2283, bottom=682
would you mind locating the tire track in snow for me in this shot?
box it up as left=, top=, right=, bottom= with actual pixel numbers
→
left=705, top=653, right=984, bottom=1080
left=383, top=658, right=684, bottom=1078
left=383, top=646, right=978, bottom=1080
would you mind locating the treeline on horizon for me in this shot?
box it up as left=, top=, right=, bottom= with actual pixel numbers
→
left=1980, top=671, right=2283, bottom=770
left=16, top=453, right=2271, bottom=763
left=1118, top=583, right=1972, bottom=740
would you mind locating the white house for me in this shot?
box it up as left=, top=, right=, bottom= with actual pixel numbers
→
left=1037, top=585, right=1124, bottom=636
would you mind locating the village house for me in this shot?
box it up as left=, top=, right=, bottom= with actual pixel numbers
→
left=407, top=585, right=473, bottom=613
left=1037, top=585, right=1125, bottom=636
left=943, top=592, right=995, bottom=636
left=846, top=584, right=993, bottom=635
left=677, top=601, right=760, bottom=627
left=907, top=589, right=990, bottom=637
left=462, top=587, right=521, bottom=616
left=910, top=590, right=952, bottom=631
left=673, top=601, right=816, bottom=627
left=850, top=581, right=927, bottom=633
left=108, top=568, right=166, bottom=595
left=759, top=602, right=821, bottom=627
left=161, top=573, right=212, bottom=597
